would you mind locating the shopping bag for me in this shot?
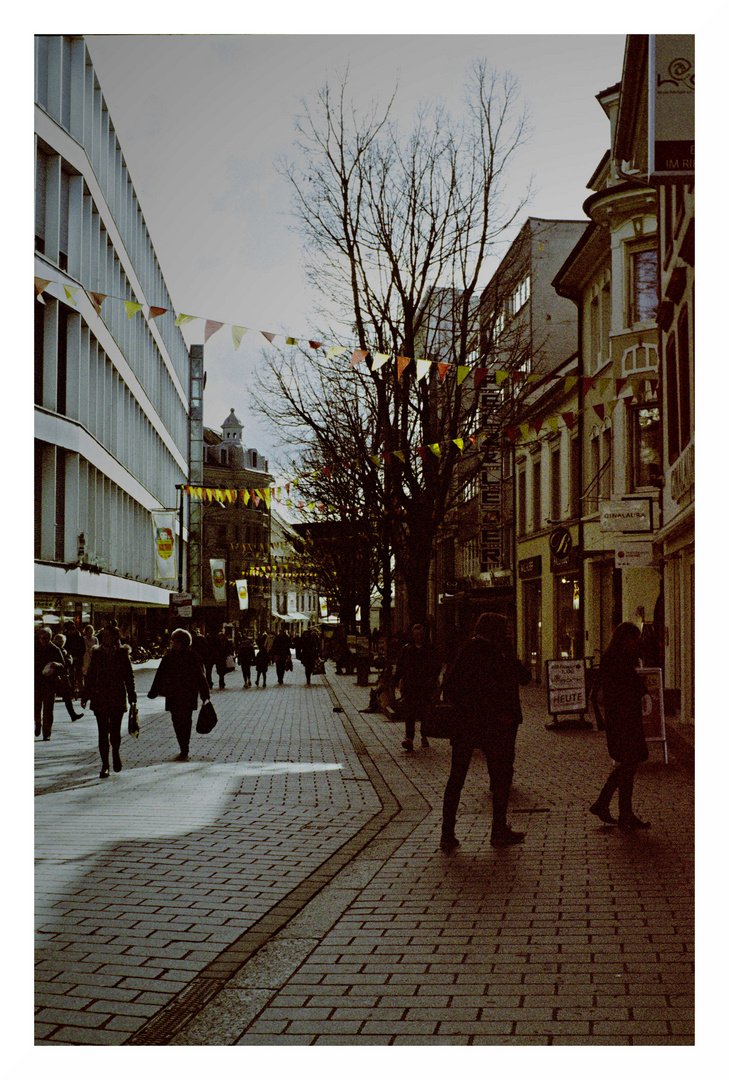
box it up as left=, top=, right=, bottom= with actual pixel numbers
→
left=127, top=702, right=140, bottom=738
left=196, top=699, right=218, bottom=734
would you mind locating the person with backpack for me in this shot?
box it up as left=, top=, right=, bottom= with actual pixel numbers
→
left=440, top=612, right=529, bottom=851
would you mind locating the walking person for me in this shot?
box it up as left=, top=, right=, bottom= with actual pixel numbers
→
left=270, top=628, right=292, bottom=685
left=440, top=612, right=529, bottom=850
left=148, top=629, right=211, bottom=761
left=236, top=636, right=255, bottom=687
left=589, top=621, right=651, bottom=831
left=51, top=633, right=84, bottom=721
left=254, top=641, right=269, bottom=686
left=81, top=625, right=137, bottom=778
left=216, top=633, right=234, bottom=690
left=63, top=622, right=85, bottom=697
left=395, top=624, right=440, bottom=752
left=299, top=628, right=319, bottom=685
left=34, top=627, right=66, bottom=740
left=81, top=624, right=98, bottom=684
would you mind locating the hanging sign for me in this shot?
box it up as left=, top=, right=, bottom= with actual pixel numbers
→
left=546, top=659, right=587, bottom=715
left=151, top=510, right=176, bottom=581
left=319, top=596, right=328, bottom=618
left=235, top=579, right=249, bottom=610
left=210, top=558, right=227, bottom=602
left=170, top=593, right=193, bottom=618
left=615, top=542, right=653, bottom=569
left=600, top=499, right=652, bottom=533
left=649, top=34, right=694, bottom=180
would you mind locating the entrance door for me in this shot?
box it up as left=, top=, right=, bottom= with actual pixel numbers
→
left=522, top=578, right=542, bottom=683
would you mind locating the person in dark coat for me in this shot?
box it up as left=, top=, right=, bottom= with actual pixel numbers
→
left=148, top=628, right=210, bottom=760
left=440, top=612, right=528, bottom=850
left=298, top=628, right=319, bottom=685
left=201, top=631, right=218, bottom=687
left=270, top=630, right=292, bottom=685
left=254, top=641, right=269, bottom=686
left=590, top=621, right=650, bottom=831
left=81, top=626, right=137, bottom=778
left=216, top=633, right=234, bottom=689
left=35, top=627, right=66, bottom=740
left=63, top=623, right=85, bottom=696
left=52, top=633, right=84, bottom=722
left=394, top=624, right=440, bottom=752
left=237, top=636, right=255, bottom=687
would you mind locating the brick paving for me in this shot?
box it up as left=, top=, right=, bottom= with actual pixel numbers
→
left=34, top=657, right=694, bottom=1046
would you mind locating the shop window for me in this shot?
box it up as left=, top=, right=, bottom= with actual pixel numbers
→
left=556, top=575, right=580, bottom=660
left=629, top=247, right=658, bottom=325
left=631, top=406, right=661, bottom=489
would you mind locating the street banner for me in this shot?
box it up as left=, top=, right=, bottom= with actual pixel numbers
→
left=319, top=596, right=328, bottom=618
left=210, top=558, right=226, bottom=602
left=235, top=579, right=249, bottom=610
left=151, top=510, right=176, bottom=581
left=546, top=659, right=587, bottom=715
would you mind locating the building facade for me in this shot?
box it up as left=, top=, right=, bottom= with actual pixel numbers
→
left=34, top=35, right=192, bottom=642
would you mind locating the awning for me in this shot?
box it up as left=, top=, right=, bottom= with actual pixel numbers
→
left=271, top=612, right=309, bottom=623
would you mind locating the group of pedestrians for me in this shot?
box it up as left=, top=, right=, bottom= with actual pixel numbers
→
left=394, top=614, right=653, bottom=852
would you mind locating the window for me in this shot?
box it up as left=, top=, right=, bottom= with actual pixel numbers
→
left=630, top=248, right=658, bottom=324
left=600, top=429, right=612, bottom=499
left=570, top=437, right=580, bottom=519
left=532, top=458, right=542, bottom=531
left=631, top=406, right=661, bottom=489
left=589, top=295, right=600, bottom=370
left=550, top=445, right=561, bottom=522
left=591, top=433, right=600, bottom=490
left=601, top=281, right=611, bottom=361
left=517, top=468, right=527, bottom=536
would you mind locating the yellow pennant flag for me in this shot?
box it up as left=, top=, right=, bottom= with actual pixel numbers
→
left=564, top=375, right=578, bottom=393
left=286, top=337, right=299, bottom=346
left=371, top=455, right=381, bottom=467
left=519, top=422, right=531, bottom=440
left=415, top=359, right=430, bottom=382
left=241, top=490, right=250, bottom=505
left=428, top=443, right=441, bottom=457
left=598, top=378, right=611, bottom=396
left=124, top=301, right=142, bottom=319
left=546, top=416, right=560, bottom=433
left=232, top=326, right=248, bottom=350
left=393, top=451, right=406, bottom=463
left=175, top=313, right=197, bottom=326
left=495, top=370, right=509, bottom=385
left=262, top=488, right=271, bottom=508
left=63, top=286, right=79, bottom=307
left=371, top=353, right=390, bottom=371
left=457, top=366, right=470, bottom=385
left=453, top=438, right=464, bottom=452
left=326, top=346, right=346, bottom=359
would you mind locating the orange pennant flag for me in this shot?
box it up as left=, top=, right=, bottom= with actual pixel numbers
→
left=396, top=356, right=411, bottom=379
left=437, top=363, right=449, bottom=381
left=149, top=306, right=167, bottom=320
left=351, top=349, right=368, bottom=366
left=261, top=331, right=276, bottom=344
left=205, top=320, right=224, bottom=342
left=34, top=278, right=51, bottom=303
left=90, top=292, right=107, bottom=316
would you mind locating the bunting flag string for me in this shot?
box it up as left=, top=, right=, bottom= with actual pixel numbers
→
left=34, top=272, right=661, bottom=396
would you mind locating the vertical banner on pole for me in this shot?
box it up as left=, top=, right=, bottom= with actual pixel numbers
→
left=210, top=558, right=227, bottom=602
left=152, top=510, right=177, bottom=581
left=319, top=596, right=328, bottom=618
left=235, top=579, right=249, bottom=610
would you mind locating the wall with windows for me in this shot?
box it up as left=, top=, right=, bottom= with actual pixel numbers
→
left=34, top=35, right=190, bottom=608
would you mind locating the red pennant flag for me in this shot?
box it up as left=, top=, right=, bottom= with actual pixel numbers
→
left=437, top=363, right=449, bottom=381
left=89, top=292, right=107, bottom=316
left=396, top=355, right=411, bottom=379
left=615, top=377, right=628, bottom=395
left=582, top=376, right=596, bottom=392
left=505, top=427, right=517, bottom=442
left=592, top=403, right=605, bottom=421
left=149, top=306, right=167, bottom=320
left=383, top=452, right=391, bottom=466
left=351, top=349, right=368, bottom=366
left=261, top=331, right=276, bottom=343
left=561, top=412, right=576, bottom=430
left=468, top=436, right=477, bottom=446
left=473, top=368, right=488, bottom=388
left=532, top=418, right=544, bottom=436
left=323, top=467, right=331, bottom=478
left=511, top=370, right=526, bottom=383
left=308, top=340, right=323, bottom=350
left=416, top=446, right=428, bottom=460
left=205, top=320, right=224, bottom=342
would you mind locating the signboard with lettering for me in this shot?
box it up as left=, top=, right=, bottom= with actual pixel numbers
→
left=549, top=527, right=574, bottom=572
left=615, top=542, right=653, bottom=569
left=649, top=34, right=695, bottom=181
left=547, top=659, right=587, bottom=715
left=600, top=499, right=652, bottom=534
left=170, top=593, right=193, bottom=619
left=518, top=555, right=542, bottom=579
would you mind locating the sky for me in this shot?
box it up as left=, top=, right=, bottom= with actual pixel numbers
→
left=84, top=32, right=627, bottom=469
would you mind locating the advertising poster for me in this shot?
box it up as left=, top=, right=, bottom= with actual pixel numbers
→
left=235, top=579, right=249, bottom=610
left=209, top=558, right=227, bottom=602
left=547, top=659, right=587, bottom=715
left=151, top=510, right=176, bottom=581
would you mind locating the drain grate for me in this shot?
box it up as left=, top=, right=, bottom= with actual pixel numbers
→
left=126, top=977, right=226, bottom=1045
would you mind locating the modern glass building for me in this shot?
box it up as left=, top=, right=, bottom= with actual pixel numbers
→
left=34, top=35, right=191, bottom=642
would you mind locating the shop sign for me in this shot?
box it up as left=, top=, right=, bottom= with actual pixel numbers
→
left=546, top=659, right=587, bottom=715
left=600, top=499, right=652, bottom=533
left=549, top=527, right=573, bottom=572
left=669, top=443, right=694, bottom=504
left=518, top=555, right=542, bottom=579
left=170, top=592, right=193, bottom=618
left=649, top=35, right=694, bottom=180
left=615, top=542, right=653, bottom=569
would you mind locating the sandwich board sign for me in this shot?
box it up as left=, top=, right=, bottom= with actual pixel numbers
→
left=546, top=659, right=587, bottom=715
left=639, top=666, right=668, bottom=762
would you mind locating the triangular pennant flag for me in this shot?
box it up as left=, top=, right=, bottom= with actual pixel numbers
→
left=64, top=286, right=79, bottom=307
left=326, top=345, right=346, bottom=359
left=561, top=412, right=576, bottom=430
left=416, top=446, right=428, bottom=460
left=393, top=451, right=406, bottom=463
left=175, top=313, right=197, bottom=326
left=89, top=292, right=107, bottom=316
left=605, top=399, right=618, bottom=418
left=241, top=490, right=250, bottom=505
left=415, top=359, right=430, bottom=382
left=564, top=375, right=578, bottom=393
left=495, top=370, right=509, bottom=385
left=370, top=455, right=381, bottom=467
left=262, top=489, right=271, bottom=509
left=598, top=378, right=611, bottom=396
left=473, top=368, right=488, bottom=388
left=371, top=352, right=390, bottom=371
left=453, top=438, right=464, bottom=452
left=251, top=493, right=261, bottom=507
left=34, top=278, right=51, bottom=303
left=148, top=306, right=167, bottom=320
left=615, top=377, right=629, bottom=395
left=457, top=366, right=470, bottom=385
left=532, top=419, right=544, bottom=436
left=437, top=363, right=449, bottom=381
left=505, top=427, right=517, bottom=442
left=260, top=331, right=276, bottom=343
left=592, top=403, right=605, bottom=421
left=308, top=340, right=323, bottom=350
left=519, top=423, right=531, bottom=440
left=546, top=416, right=560, bottom=433
left=582, top=376, right=596, bottom=392
left=428, top=443, right=441, bottom=457
left=396, top=356, right=411, bottom=379
left=526, top=373, right=542, bottom=384
left=205, top=320, right=224, bottom=342
left=382, top=452, right=391, bottom=466
left=124, top=300, right=142, bottom=319
left=286, top=337, right=299, bottom=346
left=351, top=348, right=368, bottom=366
left=232, top=326, right=248, bottom=350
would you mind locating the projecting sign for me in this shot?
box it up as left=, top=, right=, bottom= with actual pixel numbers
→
left=546, top=659, right=587, bottom=715
left=600, top=500, right=652, bottom=533
left=649, top=35, right=694, bottom=180
left=615, top=542, right=653, bottom=569
left=170, top=593, right=193, bottom=618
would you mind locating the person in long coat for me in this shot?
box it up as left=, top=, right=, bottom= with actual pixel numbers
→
left=270, top=629, right=292, bottom=685
left=35, top=627, right=66, bottom=740
left=82, top=625, right=137, bottom=777
left=148, top=628, right=210, bottom=760
left=51, top=633, right=84, bottom=722
left=215, top=633, right=235, bottom=690
left=298, top=628, right=319, bottom=685
left=236, top=636, right=255, bottom=687
left=440, top=612, right=529, bottom=850
left=590, top=621, right=650, bottom=830
left=395, top=624, right=440, bottom=751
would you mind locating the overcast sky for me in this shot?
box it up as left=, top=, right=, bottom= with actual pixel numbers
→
left=84, top=33, right=626, bottom=467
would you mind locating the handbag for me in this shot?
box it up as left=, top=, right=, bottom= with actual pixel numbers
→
left=225, top=654, right=236, bottom=671
left=285, top=655, right=293, bottom=671
left=196, top=698, right=218, bottom=734
left=127, top=702, right=140, bottom=738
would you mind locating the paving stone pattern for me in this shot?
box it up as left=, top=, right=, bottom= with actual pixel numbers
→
left=35, top=659, right=693, bottom=1046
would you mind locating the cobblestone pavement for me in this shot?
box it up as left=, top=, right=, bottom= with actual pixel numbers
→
left=34, top=659, right=694, bottom=1047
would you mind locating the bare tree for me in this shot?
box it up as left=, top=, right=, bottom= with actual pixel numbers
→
left=255, top=61, right=532, bottom=628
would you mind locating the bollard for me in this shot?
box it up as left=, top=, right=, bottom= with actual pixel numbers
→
left=356, top=653, right=370, bottom=686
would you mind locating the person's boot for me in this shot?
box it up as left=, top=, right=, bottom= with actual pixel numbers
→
left=440, top=832, right=460, bottom=853
left=589, top=800, right=618, bottom=825
left=490, top=825, right=525, bottom=847
left=99, top=760, right=110, bottom=778
left=401, top=738, right=414, bottom=751
left=65, top=697, right=84, bottom=721
left=112, top=748, right=122, bottom=772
